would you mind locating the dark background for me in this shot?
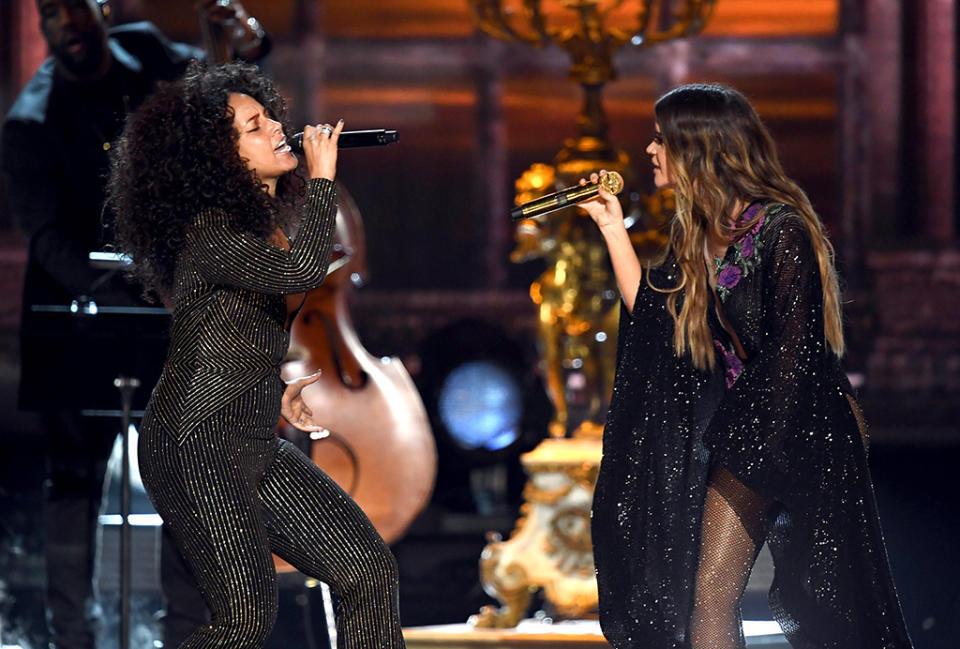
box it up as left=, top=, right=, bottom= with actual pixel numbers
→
left=1, top=0, right=958, bottom=647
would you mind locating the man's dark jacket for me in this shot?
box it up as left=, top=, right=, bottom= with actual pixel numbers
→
left=2, top=23, right=200, bottom=410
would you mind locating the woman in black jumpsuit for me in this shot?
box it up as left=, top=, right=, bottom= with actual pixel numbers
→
left=108, top=63, right=404, bottom=649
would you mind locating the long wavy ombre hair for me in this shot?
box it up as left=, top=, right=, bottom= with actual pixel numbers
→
left=652, top=83, right=844, bottom=370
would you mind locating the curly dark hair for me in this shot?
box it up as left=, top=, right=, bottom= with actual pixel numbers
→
left=107, top=61, right=306, bottom=297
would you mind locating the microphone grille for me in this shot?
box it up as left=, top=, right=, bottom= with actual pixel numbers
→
left=600, top=171, right=624, bottom=195
left=290, top=132, right=304, bottom=153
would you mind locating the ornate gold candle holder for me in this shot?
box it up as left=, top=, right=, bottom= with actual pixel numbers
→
left=467, top=0, right=714, bottom=628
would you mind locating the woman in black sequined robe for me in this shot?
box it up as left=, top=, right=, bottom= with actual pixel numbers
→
left=580, top=84, right=913, bottom=649
left=108, top=64, right=405, bottom=649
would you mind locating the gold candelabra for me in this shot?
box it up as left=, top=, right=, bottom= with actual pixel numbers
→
left=469, top=0, right=716, bottom=73
left=466, top=0, right=715, bottom=630
left=471, top=0, right=712, bottom=439
left=469, top=0, right=716, bottom=170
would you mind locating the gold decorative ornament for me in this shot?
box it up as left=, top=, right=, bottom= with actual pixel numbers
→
left=468, top=0, right=715, bottom=629
left=470, top=439, right=603, bottom=627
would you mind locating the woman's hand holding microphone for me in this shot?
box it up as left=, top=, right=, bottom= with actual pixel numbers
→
left=302, top=119, right=344, bottom=182
left=578, top=171, right=626, bottom=232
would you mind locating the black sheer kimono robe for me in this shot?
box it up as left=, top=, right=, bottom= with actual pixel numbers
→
left=591, top=204, right=913, bottom=649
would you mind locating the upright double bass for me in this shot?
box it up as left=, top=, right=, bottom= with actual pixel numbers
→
left=279, top=188, right=437, bottom=549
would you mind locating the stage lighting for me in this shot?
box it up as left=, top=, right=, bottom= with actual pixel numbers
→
left=437, top=360, right=524, bottom=452
left=417, top=319, right=551, bottom=513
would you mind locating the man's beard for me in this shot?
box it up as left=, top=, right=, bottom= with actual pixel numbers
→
left=54, top=33, right=107, bottom=78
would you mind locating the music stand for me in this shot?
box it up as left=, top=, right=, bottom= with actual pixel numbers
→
left=29, top=252, right=170, bottom=649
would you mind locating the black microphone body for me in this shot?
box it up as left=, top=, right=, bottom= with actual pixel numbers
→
left=510, top=171, right=624, bottom=221
left=289, top=129, right=399, bottom=152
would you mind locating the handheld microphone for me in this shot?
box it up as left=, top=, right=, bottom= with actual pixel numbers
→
left=289, top=129, right=399, bottom=152
left=510, top=171, right=624, bottom=221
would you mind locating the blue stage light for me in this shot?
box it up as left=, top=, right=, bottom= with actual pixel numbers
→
left=437, top=361, right=523, bottom=451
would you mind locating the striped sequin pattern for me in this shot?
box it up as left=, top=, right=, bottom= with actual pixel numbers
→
left=138, top=178, right=407, bottom=648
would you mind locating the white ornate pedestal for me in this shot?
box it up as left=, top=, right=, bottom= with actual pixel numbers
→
left=471, top=438, right=602, bottom=627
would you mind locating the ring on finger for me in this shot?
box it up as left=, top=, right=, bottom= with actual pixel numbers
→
left=319, top=125, right=333, bottom=136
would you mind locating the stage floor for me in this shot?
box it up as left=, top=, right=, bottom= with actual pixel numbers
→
left=403, top=620, right=789, bottom=648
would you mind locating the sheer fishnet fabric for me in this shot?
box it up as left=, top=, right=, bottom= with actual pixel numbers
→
left=690, top=466, right=770, bottom=649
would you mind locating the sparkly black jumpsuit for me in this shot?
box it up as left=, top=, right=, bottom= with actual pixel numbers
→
left=592, top=205, right=913, bottom=649
left=138, top=178, right=405, bottom=649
